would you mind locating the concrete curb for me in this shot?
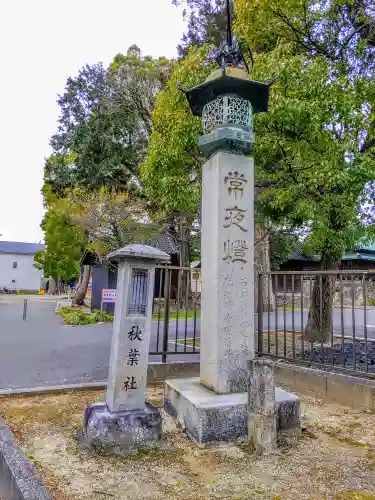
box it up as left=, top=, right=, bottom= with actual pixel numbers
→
left=0, top=417, right=52, bottom=500
left=273, top=361, right=375, bottom=410
left=0, top=361, right=201, bottom=397
left=0, top=381, right=107, bottom=398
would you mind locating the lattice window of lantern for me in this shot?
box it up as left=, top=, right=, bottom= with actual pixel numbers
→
left=202, top=96, right=252, bottom=134
left=127, top=268, right=149, bottom=316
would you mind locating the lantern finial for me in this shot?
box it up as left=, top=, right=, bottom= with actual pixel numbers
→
left=215, top=0, right=249, bottom=74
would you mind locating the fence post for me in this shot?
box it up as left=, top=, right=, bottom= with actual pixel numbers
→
left=23, top=299, right=28, bottom=321
left=162, top=268, right=171, bottom=363
left=257, top=273, right=264, bottom=356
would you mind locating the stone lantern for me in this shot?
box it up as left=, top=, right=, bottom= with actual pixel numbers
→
left=179, top=4, right=272, bottom=158
left=81, top=244, right=170, bottom=456
left=164, top=0, right=300, bottom=446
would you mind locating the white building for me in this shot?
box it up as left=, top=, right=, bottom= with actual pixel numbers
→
left=0, top=241, right=45, bottom=291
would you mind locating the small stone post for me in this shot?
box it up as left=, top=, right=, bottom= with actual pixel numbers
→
left=248, top=358, right=277, bottom=455
left=81, top=244, right=170, bottom=456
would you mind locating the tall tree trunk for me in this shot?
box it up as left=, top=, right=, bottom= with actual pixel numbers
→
left=49, top=278, right=57, bottom=295
left=304, top=257, right=339, bottom=343
left=72, top=265, right=91, bottom=306
left=254, top=224, right=275, bottom=312
left=179, top=218, right=192, bottom=309
left=56, top=276, right=62, bottom=295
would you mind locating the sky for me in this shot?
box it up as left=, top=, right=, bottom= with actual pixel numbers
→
left=0, top=0, right=185, bottom=243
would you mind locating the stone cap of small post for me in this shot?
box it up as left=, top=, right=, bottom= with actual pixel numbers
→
left=107, top=244, right=171, bottom=263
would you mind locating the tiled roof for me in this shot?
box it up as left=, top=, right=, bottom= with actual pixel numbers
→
left=288, top=242, right=375, bottom=263
left=0, top=241, right=45, bottom=255
left=287, top=245, right=319, bottom=262
left=148, top=232, right=179, bottom=255
left=355, top=243, right=375, bottom=253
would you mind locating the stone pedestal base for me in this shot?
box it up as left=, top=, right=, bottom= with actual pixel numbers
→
left=79, top=402, right=162, bottom=456
left=164, top=378, right=300, bottom=445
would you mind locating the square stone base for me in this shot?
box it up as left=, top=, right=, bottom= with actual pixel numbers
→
left=164, top=378, right=300, bottom=445
left=79, top=402, right=162, bottom=456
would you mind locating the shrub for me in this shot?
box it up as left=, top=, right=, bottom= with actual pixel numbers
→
left=57, top=307, right=113, bottom=325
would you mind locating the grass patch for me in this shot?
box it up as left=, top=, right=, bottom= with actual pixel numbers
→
left=58, top=307, right=200, bottom=324
left=172, top=338, right=200, bottom=348
left=147, top=397, right=163, bottom=406
left=57, top=307, right=113, bottom=325
left=152, top=309, right=201, bottom=320
left=130, top=446, right=165, bottom=461
left=277, top=306, right=301, bottom=312
left=340, top=438, right=369, bottom=448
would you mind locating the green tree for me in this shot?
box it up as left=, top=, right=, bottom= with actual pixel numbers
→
left=172, top=0, right=229, bottom=56
left=153, top=0, right=375, bottom=339
left=269, top=231, right=298, bottom=271
left=45, top=47, right=171, bottom=194
left=234, top=0, right=375, bottom=341
left=141, top=45, right=213, bottom=275
left=42, top=47, right=171, bottom=303
left=69, top=188, right=162, bottom=260
left=141, top=45, right=212, bottom=217
left=34, top=208, right=84, bottom=294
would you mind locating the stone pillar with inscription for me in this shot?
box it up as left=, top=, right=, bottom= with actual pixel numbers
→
left=80, top=244, right=170, bottom=456
left=200, top=151, right=254, bottom=394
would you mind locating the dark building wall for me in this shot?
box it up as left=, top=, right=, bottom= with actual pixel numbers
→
left=91, top=263, right=117, bottom=313
left=154, top=254, right=180, bottom=300
left=91, top=255, right=180, bottom=312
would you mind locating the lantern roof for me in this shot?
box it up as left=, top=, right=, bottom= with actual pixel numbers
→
left=179, top=0, right=275, bottom=117
left=181, top=67, right=270, bottom=117
left=107, top=244, right=170, bottom=263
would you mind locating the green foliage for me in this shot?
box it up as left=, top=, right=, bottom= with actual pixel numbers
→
left=172, top=0, right=229, bottom=57
left=269, top=232, right=298, bottom=270
left=234, top=0, right=375, bottom=265
left=34, top=188, right=84, bottom=283
left=46, top=48, right=171, bottom=194
left=46, top=63, right=137, bottom=192
left=57, top=307, right=113, bottom=325
left=41, top=47, right=172, bottom=285
left=141, top=45, right=214, bottom=218
left=67, top=187, right=163, bottom=260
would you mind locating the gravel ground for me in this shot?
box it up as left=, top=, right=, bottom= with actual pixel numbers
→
left=259, top=332, right=375, bottom=375
left=296, top=340, right=375, bottom=372
left=1, top=387, right=375, bottom=499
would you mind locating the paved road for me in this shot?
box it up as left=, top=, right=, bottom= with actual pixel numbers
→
left=1, top=297, right=375, bottom=390
left=0, top=300, right=198, bottom=390
left=260, top=307, right=375, bottom=339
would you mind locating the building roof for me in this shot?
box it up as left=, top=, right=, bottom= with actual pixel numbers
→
left=287, top=242, right=375, bottom=263
left=355, top=243, right=375, bottom=253
left=81, top=231, right=180, bottom=266
left=0, top=241, right=45, bottom=255
left=287, top=245, right=319, bottom=262
left=342, top=251, right=375, bottom=262
left=148, top=232, right=179, bottom=255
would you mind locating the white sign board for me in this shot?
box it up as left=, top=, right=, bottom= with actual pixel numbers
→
left=102, top=288, right=117, bottom=303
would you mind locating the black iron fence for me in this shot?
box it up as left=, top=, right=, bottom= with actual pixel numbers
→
left=152, top=267, right=375, bottom=376
left=151, top=265, right=201, bottom=361
left=256, top=270, right=375, bottom=378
